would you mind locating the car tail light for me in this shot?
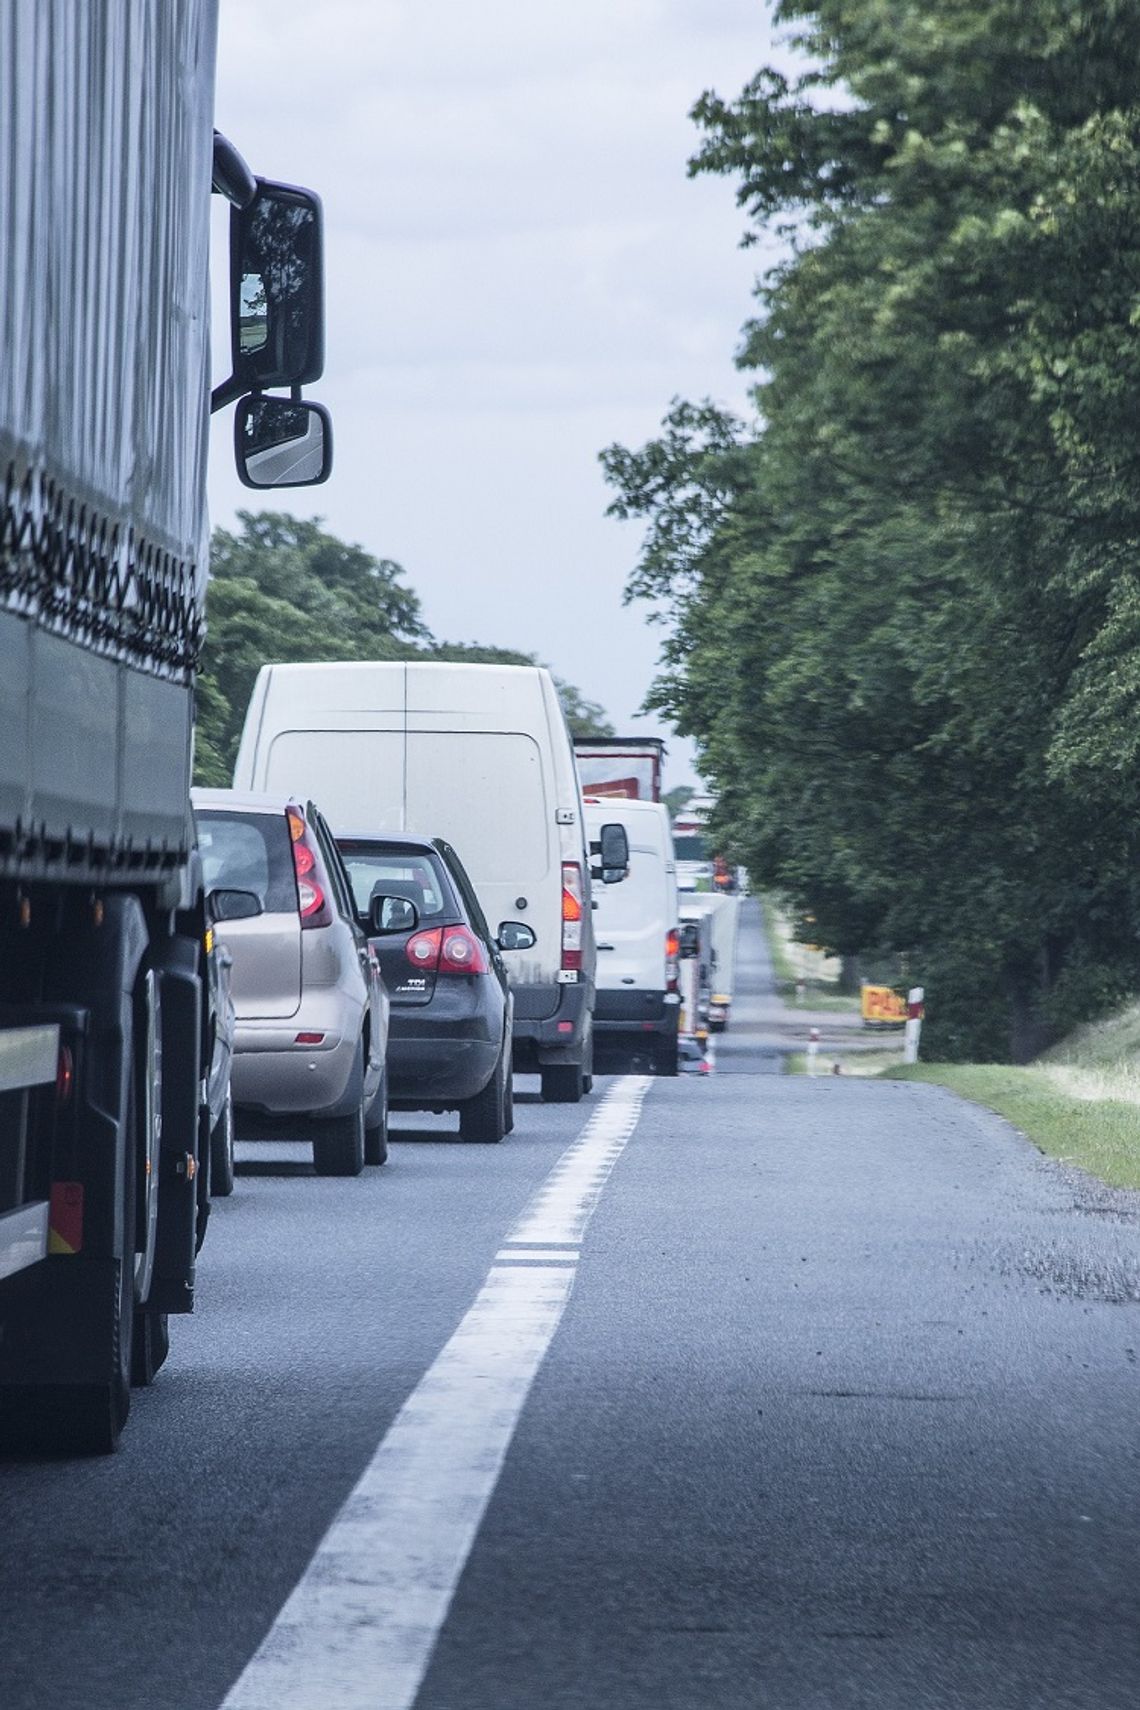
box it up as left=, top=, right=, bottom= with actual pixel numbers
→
left=439, top=925, right=488, bottom=975
left=561, top=861, right=583, bottom=972
left=405, top=926, right=488, bottom=976
left=287, top=808, right=332, bottom=929
left=406, top=927, right=442, bottom=971
left=665, top=927, right=680, bottom=995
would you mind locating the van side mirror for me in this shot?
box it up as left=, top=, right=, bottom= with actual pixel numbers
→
left=235, top=395, right=332, bottom=488
left=497, top=921, right=537, bottom=952
left=590, top=822, right=629, bottom=884
left=208, top=888, right=263, bottom=923
left=369, top=894, right=418, bottom=935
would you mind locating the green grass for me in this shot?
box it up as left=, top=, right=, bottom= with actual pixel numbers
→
left=884, top=1063, right=1140, bottom=1191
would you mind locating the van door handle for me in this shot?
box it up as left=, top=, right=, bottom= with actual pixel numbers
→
left=597, top=943, right=615, bottom=951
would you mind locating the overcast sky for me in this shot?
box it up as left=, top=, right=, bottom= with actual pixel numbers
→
left=209, top=1, right=790, bottom=788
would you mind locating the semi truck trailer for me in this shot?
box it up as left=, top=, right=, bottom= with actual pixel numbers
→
left=0, top=0, right=330, bottom=1452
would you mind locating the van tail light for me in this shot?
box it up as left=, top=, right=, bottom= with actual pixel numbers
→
left=561, top=861, right=583, bottom=972
left=405, top=925, right=489, bottom=976
left=287, top=808, right=332, bottom=930
left=665, top=927, right=680, bottom=995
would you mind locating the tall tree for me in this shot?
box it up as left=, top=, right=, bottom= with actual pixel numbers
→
left=604, top=0, right=1140, bottom=1059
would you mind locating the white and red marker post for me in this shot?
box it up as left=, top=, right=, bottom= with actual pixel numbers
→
left=903, top=987, right=925, bottom=1065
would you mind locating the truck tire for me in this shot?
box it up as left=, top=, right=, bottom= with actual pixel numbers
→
left=541, top=1061, right=584, bottom=1104
left=365, top=1072, right=389, bottom=1166
left=313, top=1102, right=366, bottom=1176
left=459, top=1049, right=508, bottom=1143
left=210, top=1088, right=235, bottom=1197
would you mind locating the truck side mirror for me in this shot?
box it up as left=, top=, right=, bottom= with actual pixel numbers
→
left=235, top=395, right=332, bottom=488
left=231, top=180, right=325, bottom=389
left=678, top=922, right=701, bottom=959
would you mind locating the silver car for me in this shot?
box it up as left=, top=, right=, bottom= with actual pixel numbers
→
left=192, top=789, right=390, bottom=1176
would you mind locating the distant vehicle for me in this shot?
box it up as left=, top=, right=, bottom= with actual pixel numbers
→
left=585, top=799, right=681, bottom=1075
left=232, top=662, right=630, bottom=1104
left=574, top=737, right=666, bottom=803
left=336, top=833, right=534, bottom=1143
left=192, top=791, right=391, bottom=1175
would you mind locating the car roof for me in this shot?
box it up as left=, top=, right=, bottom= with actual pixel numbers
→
left=191, top=787, right=297, bottom=816
left=334, top=830, right=439, bottom=852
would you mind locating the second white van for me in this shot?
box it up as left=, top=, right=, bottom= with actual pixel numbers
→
left=584, top=797, right=681, bottom=1075
left=233, top=660, right=620, bottom=1102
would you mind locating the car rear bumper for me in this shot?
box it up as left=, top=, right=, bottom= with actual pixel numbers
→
left=230, top=1008, right=358, bottom=1116
left=594, top=988, right=680, bottom=1039
left=511, top=978, right=592, bottom=1069
left=387, top=1013, right=500, bottom=1106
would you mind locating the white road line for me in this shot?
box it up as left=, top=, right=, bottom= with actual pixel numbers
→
left=493, top=1249, right=580, bottom=1264
left=219, top=1074, right=653, bottom=1710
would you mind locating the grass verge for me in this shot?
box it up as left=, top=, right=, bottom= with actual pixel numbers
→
left=884, top=1063, right=1140, bottom=1191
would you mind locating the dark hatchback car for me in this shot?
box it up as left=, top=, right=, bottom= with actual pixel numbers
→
left=336, top=833, right=534, bottom=1144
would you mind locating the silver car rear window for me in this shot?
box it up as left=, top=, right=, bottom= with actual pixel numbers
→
left=196, top=811, right=298, bottom=914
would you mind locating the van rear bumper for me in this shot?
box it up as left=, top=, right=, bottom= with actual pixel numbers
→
left=594, top=989, right=679, bottom=1039
left=511, top=979, right=591, bottom=1069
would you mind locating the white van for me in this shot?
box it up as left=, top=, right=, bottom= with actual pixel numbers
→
left=584, top=797, right=680, bottom=1075
left=233, top=661, right=614, bottom=1102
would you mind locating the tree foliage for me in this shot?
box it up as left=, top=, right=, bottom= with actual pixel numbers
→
left=194, top=512, right=612, bottom=786
left=603, top=1, right=1140, bottom=1060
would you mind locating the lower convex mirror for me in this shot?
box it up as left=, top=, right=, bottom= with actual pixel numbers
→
left=497, top=921, right=536, bottom=952
left=235, top=394, right=332, bottom=488
left=369, top=894, right=418, bottom=934
left=209, top=888, right=263, bottom=922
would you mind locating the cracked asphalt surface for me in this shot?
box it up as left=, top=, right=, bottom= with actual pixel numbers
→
left=3, top=900, right=1139, bottom=1708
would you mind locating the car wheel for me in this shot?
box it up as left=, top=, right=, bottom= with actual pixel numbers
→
left=312, top=1098, right=366, bottom=1176
left=210, top=1087, right=236, bottom=1197
left=459, top=1049, right=508, bottom=1143
left=541, top=1061, right=584, bottom=1104
left=365, top=1071, right=389, bottom=1166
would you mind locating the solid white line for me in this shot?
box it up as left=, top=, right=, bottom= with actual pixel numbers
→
left=493, top=1249, right=580, bottom=1264
left=219, top=1074, right=653, bottom=1710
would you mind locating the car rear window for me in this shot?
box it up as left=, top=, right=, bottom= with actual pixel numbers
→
left=338, top=843, right=455, bottom=922
left=196, top=811, right=298, bottom=914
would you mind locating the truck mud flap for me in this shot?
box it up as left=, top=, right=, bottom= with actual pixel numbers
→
left=148, top=937, right=202, bottom=1315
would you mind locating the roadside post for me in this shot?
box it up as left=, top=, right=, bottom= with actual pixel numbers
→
left=903, top=988, right=925, bottom=1064
left=807, top=1026, right=820, bottom=1075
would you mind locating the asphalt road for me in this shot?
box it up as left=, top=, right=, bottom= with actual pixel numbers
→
left=3, top=900, right=1140, bottom=1709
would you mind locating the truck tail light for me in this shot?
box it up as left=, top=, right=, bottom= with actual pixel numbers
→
left=287, top=808, right=332, bottom=929
left=561, top=861, right=583, bottom=972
